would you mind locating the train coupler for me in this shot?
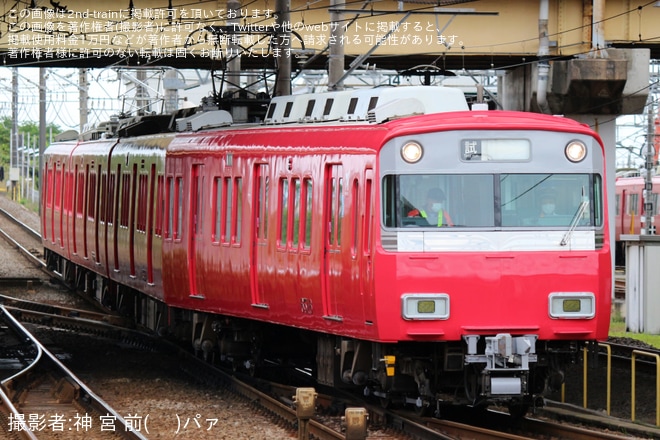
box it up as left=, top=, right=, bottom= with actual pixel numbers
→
left=464, top=334, right=538, bottom=369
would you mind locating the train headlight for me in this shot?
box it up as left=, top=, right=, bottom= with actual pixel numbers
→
left=401, top=294, right=449, bottom=320
left=565, top=140, right=587, bottom=163
left=549, top=293, right=595, bottom=319
left=401, top=141, right=423, bottom=163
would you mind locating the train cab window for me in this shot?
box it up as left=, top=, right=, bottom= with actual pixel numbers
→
left=383, top=173, right=602, bottom=230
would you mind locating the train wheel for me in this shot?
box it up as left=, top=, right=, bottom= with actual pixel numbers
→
left=507, top=403, right=529, bottom=419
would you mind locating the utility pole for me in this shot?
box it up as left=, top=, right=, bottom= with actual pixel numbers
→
left=79, top=68, right=88, bottom=132
left=39, top=67, right=46, bottom=214
left=274, top=0, right=291, bottom=96
left=643, top=100, right=655, bottom=234
left=327, top=0, right=345, bottom=91
left=10, top=68, right=19, bottom=200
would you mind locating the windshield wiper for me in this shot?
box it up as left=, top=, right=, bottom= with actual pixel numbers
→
left=560, top=189, right=589, bottom=247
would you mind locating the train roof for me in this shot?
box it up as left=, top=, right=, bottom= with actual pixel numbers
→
left=166, top=109, right=604, bottom=155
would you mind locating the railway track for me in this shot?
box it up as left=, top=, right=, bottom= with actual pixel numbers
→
left=0, top=200, right=653, bottom=439
left=4, top=294, right=636, bottom=440
left=0, top=306, right=147, bottom=439
left=0, top=206, right=44, bottom=272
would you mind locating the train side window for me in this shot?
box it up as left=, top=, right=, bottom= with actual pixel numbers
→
left=120, top=173, right=131, bottom=227
left=99, top=173, right=107, bottom=224
left=175, top=177, right=183, bottom=240
left=212, top=176, right=223, bottom=243
left=327, top=174, right=344, bottom=246
left=45, top=167, right=53, bottom=209
left=302, top=178, right=312, bottom=250
left=222, top=177, right=233, bottom=244
left=76, top=169, right=85, bottom=218
left=137, top=173, right=148, bottom=232
left=55, top=165, right=63, bottom=210
left=155, top=175, right=164, bottom=236
left=292, top=178, right=301, bottom=247
left=233, top=177, right=242, bottom=245
left=65, top=170, right=74, bottom=215
left=255, top=169, right=270, bottom=241
left=278, top=177, right=289, bottom=248
left=87, top=170, right=96, bottom=221
left=165, top=176, right=174, bottom=239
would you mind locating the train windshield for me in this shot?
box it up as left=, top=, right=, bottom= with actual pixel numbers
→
left=383, top=173, right=603, bottom=229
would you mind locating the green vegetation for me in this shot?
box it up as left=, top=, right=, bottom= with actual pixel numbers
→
left=0, top=116, right=62, bottom=206
left=0, top=117, right=62, bottom=166
left=609, top=312, right=660, bottom=349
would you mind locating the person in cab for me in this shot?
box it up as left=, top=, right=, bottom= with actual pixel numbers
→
left=408, top=187, right=454, bottom=227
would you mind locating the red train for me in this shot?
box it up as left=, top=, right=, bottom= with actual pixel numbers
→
left=614, top=174, right=660, bottom=263
left=41, top=85, right=612, bottom=416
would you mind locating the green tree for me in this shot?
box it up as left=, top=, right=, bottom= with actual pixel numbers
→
left=0, top=117, right=62, bottom=169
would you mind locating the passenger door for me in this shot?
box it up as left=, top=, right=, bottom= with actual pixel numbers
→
left=361, top=169, right=375, bottom=323
left=188, top=163, right=205, bottom=297
left=250, top=163, right=269, bottom=307
left=322, top=164, right=344, bottom=320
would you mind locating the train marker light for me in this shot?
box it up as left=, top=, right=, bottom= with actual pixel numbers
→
left=549, top=293, right=595, bottom=319
left=401, top=141, right=423, bottom=163
left=401, top=294, right=449, bottom=320
left=565, top=140, right=587, bottom=162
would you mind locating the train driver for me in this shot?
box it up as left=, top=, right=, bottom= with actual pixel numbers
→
left=407, top=188, right=454, bottom=227
left=539, top=193, right=558, bottom=217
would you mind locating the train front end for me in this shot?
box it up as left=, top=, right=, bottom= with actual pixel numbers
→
left=371, top=111, right=611, bottom=412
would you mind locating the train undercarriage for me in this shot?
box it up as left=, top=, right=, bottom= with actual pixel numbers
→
left=46, top=249, right=584, bottom=418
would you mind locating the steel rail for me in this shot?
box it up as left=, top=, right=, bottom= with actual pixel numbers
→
left=0, top=306, right=148, bottom=440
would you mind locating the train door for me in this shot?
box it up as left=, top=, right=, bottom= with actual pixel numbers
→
left=188, top=163, right=204, bottom=297
left=90, top=166, right=100, bottom=264
left=360, top=169, right=375, bottom=323
left=129, top=163, right=138, bottom=276
left=322, top=163, right=344, bottom=320
left=250, top=163, right=269, bottom=307
left=146, top=164, right=156, bottom=285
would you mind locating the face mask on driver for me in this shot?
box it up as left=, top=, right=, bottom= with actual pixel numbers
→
left=431, top=202, right=444, bottom=212
left=542, top=203, right=555, bottom=215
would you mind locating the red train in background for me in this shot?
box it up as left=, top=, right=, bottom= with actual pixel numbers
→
left=614, top=173, right=660, bottom=264
left=41, top=85, right=612, bottom=417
